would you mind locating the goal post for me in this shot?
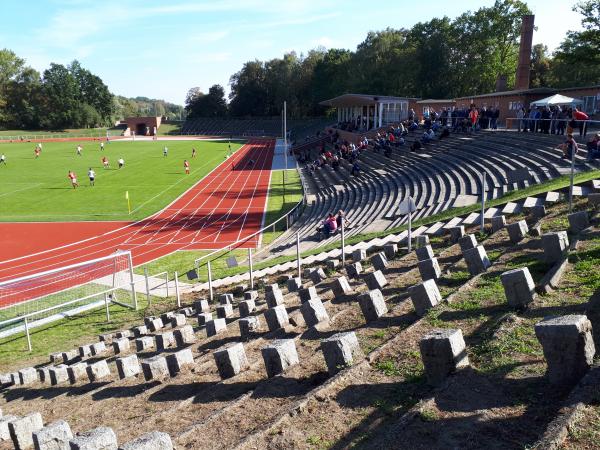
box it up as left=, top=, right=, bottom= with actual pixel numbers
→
left=0, top=250, right=136, bottom=341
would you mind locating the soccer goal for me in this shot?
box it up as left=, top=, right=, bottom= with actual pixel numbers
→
left=0, top=250, right=137, bottom=344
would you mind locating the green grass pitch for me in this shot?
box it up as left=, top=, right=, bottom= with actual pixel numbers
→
left=0, top=139, right=244, bottom=222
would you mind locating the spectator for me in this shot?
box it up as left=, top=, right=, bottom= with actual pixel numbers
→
left=573, top=106, right=589, bottom=137
left=410, top=140, right=422, bottom=152
left=422, top=128, right=435, bottom=143
left=469, top=107, right=479, bottom=132
left=336, top=210, right=350, bottom=230
left=516, top=107, right=525, bottom=132
left=439, top=127, right=450, bottom=139
left=558, top=134, right=578, bottom=160
left=351, top=161, right=361, bottom=176
left=586, top=133, right=600, bottom=161
left=557, top=106, right=567, bottom=135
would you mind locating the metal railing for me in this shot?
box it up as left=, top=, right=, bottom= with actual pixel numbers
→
left=505, top=117, right=600, bottom=134
left=0, top=130, right=125, bottom=141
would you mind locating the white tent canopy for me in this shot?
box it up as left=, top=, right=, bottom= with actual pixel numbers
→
left=530, top=94, right=584, bottom=107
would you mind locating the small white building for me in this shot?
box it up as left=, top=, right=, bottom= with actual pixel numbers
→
left=320, top=94, right=412, bottom=131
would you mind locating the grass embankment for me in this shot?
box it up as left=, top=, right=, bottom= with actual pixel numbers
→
left=0, top=139, right=243, bottom=222
left=157, top=124, right=182, bottom=135
left=135, top=169, right=303, bottom=281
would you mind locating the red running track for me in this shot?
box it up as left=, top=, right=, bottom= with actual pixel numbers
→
left=0, top=140, right=274, bottom=287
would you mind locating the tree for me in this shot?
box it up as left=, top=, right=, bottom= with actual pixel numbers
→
left=550, top=1, right=600, bottom=87
left=185, top=84, right=228, bottom=118
left=530, top=44, right=550, bottom=87
left=229, top=61, right=269, bottom=116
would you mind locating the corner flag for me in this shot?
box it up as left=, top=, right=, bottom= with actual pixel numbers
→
left=126, top=191, right=131, bottom=214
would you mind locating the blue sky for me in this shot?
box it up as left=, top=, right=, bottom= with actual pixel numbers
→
left=1, top=0, right=583, bottom=105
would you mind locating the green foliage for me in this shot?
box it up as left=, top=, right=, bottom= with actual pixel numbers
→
left=185, top=85, right=228, bottom=118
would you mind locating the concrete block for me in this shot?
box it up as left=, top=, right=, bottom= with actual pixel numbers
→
left=170, top=314, right=186, bottom=328
left=507, top=220, right=528, bottom=243
left=18, top=367, right=38, bottom=386
left=219, top=293, right=233, bottom=305
left=78, top=344, right=93, bottom=358
left=197, top=312, right=212, bottom=326
left=501, top=268, right=536, bottom=309
left=9, top=412, right=43, bottom=450
left=37, top=368, right=50, bottom=384
left=365, top=270, right=388, bottom=290
left=49, top=353, right=64, bottom=364
left=132, top=326, right=148, bottom=338
left=419, top=329, right=470, bottom=385
left=370, top=252, right=389, bottom=272
left=415, top=235, right=430, bottom=248
left=178, top=307, right=195, bottom=317
left=68, top=427, right=117, bottom=450
left=264, top=305, right=289, bottom=332
left=463, top=245, right=491, bottom=276
left=115, top=330, right=132, bottom=339
left=166, top=348, right=194, bottom=376
left=61, top=350, right=78, bottom=363
left=298, top=286, right=318, bottom=303
left=531, top=205, right=546, bottom=219
left=148, top=318, right=164, bottom=332
left=141, top=356, right=170, bottom=381
left=449, top=226, right=465, bottom=243
left=265, top=283, right=279, bottom=294
left=112, top=338, right=130, bottom=354
left=11, top=373, right=21, bottom=386
left=266, top=288, right=285, bottom=308
left=32, top=420, right=73, bottom=450
left=238, top=299, right=256, bottom=317
left=67, top=363, right=88, bottom=384
left=321, top=332, right=362, bottom=375
left=358, top=290, right=388, bottom=322
left=345, top=262, right=363, bottom=279
left=233, top=284, right=248, bottom=296
left=239, top=316, right=261, bottom=339
left=418, top=257, right=441, bottom=281
left=213, top=342, right=249, bottom=379
left=458, top=234, right=478, bottom=253
left=98, top=333, right=114, bottom=344
left=244, top=290, right=258, bottom=301
left=216, top=303, right=233, bottom=319
left=135, top=336, right=155, bottom=352
left=261, top=339, right=299, bottom=377
left=303, top=267, right=314, bottom=278
left=116, top=354, right=141, bottom=379
left=300, top=298, right=329, bottom=327
left=491, top=215, right=506, bottom=232
left=49, top=366, right=69, bottom=386
left=352, top=249, right=367, bottom=262
left=415, top=245, right=434, bottom=262
left=174, top=325, right=196, bottom=346
left=120, top=431, right=173, bottom=450
left=310, top=268, right=327, bottom=285
left=332, top=276, right=352, bottom=297
left=86, top=360, right=111, bottom=382
left=160, top=312, right=175, bottom=325
left=542, top=231, right=570, bottom=263
left=326, top=259, right=339, bottom=271
left=410, top=279, right=442, bottom=317
left=286, top=277, right=302, bottom=292
left=383, top=243, right=398, bottom=260
left=0, top=416, right=19, bottom=441
left=194, top=299, right=210, bottom=313
left=155, top=331, right=175, bottom=351
left=205, top=318, right=227, bottom=337
left=568, top=211, right=589, bottom=233
left=535, top=315, right=595, bottom=385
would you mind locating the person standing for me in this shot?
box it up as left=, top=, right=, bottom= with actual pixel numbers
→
left=100, top=141, right=105, bottom=151
left=573, top=106, right=589, bottom=137
left=191, top=148, right=197, bottom=158
left=88, top=167, right=96, bottom=186
left=34, top=146, right=41, bottom=158
left=184, top=159, right=190, bottom=174
left=0, top=153, right=6, bottom=165
left=118, top=157, right=124, bottom=169
left=163, top=146, right=168, bottom=157
left=516, top=107, right=525, bottom=132
left=76, top=144, right=83, bottom=156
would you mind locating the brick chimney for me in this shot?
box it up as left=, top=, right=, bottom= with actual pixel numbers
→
left=514, top=15, right=535, bottom=91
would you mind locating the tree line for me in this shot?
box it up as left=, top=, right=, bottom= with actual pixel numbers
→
left=0, top=52, right=183, bottom=131
left=187, top=0, right=599, bottom=119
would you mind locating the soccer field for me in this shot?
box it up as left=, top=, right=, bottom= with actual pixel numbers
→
left=0, top=139, right=244, bottom=222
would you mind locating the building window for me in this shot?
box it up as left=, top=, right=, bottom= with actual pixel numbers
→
left=582, top=95, right=597, bottom=114
left=508, top=101, right=522, bottom=110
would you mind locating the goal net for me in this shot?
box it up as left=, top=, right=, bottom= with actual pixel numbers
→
left=0, top=250, right=135, bottom=336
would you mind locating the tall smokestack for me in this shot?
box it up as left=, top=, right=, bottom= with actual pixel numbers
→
left=515, top=14, right=535, bottom=90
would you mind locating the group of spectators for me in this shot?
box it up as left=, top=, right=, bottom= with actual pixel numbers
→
left=516, top=105, right=590, bottom=137
left=316, top=210, right=350, bottom=239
